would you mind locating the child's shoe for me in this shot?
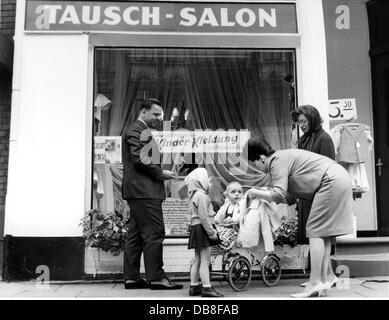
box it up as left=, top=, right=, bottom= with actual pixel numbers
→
left=201, top=286, right=224, bottom=298
left=189, top=284, right=202, bottom=296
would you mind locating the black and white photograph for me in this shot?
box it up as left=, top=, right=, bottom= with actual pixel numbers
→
left=0, top=0, right=388, bottom=311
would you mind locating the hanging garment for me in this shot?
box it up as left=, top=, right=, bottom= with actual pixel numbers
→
left=94, top=93, right=111, bottom=123
left=330, top=123, right=373, bottom=163
left=330, top=123, right=373, bottom=195
left=94, top=93, right=111, bottom=135
left=237, top=196, right=281, bottom=251
left=343, top=162, right=370, bottom=192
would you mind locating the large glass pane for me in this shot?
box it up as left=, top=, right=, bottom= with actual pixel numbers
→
left=93, top=48, right=296, bottom=237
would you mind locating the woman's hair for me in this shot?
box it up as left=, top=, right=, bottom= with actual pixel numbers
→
left=247, top=137, right=275, bottom=162
left=291, top=105, right=323, bottom=135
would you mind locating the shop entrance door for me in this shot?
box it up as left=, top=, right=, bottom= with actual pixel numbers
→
left=368, top=0, right=389, bottom=236
left=371, top=52, right=389, bottom=236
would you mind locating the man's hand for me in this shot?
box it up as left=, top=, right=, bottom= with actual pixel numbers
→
left=162, top=170, right=176, bottom=180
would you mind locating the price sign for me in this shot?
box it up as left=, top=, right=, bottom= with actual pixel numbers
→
left=329, top=98, right=357, bottom=121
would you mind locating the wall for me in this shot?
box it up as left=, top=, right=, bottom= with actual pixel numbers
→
left=0, top=0, right=16, bottom=41
left=322, top=0, right=377, bottom=231
left=4, top=34, right=90, bottom=237
left=0, top=0, right=15, bottom=280
left=0, top=81, right=11, bottom=280
left=296, top=0, right=329, bottom=130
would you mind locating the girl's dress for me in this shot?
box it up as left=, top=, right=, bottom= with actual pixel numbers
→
left=185, top=168, right=220, bottom=249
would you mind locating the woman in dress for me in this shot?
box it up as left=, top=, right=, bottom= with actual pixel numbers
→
left=291, top=105, right=337, bottom=287
left=245, top=137, right=353, bottom=297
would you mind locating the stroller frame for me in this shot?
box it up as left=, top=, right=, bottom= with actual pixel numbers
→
left=209, top=246, right=282, bottom=292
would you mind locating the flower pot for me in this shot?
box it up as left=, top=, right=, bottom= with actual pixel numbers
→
left=84, top=247, right=123, bottom=276
left=275, top=244, right=309, bottom=270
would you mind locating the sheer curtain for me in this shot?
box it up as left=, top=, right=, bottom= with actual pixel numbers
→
left=94, top=48, right=296, bottom=209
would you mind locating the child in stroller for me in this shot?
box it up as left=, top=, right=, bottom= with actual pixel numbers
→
left=214, top=182, right=243, bottom=252
left=210, top=185, right=283, bottom=291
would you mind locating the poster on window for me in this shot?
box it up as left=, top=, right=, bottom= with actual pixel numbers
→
left=162, top=198, right=190, bottom=237
left=152, top=129, right=250, bottom=153
left=94, top=136, right=122, bottom=164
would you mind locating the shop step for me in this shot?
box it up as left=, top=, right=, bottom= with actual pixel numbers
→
left=332, top=237, right=389, bottom=277
left=335, top=237, right=389, bottom=255
left=331, top=253, right=389, bottom=277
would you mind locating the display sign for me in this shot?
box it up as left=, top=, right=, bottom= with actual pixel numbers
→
left=25, top=1, right=297, bottom=34
left=162, top=198, right=190, bottom=237
left=94, top=136, right=122, bottom=164
left=329, top=98, right=357, bottom=121
left=152, top=129, right=250, bottom=153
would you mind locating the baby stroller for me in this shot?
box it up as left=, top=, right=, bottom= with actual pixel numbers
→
left=210, top=240, right=281, bottom=292
left=209, top=190, right=282, bottom=291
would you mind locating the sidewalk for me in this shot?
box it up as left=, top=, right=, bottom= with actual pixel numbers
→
left=1, top=276, right=388, bottom=299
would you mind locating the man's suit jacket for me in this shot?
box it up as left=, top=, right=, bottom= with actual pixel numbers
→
left=122, top=119, right=166, bottom=200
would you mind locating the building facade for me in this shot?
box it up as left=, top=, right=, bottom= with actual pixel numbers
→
left=0, top=0, right=15, bottom=280
left=1, top=0, right=388, bottom=280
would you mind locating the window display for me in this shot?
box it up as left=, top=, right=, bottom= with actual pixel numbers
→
left=93, top=48, right=296, bottom=237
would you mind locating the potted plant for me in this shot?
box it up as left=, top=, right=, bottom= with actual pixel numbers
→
left=273, top=216, right=309, bottom=270
left=80, top=209, right=129, bottom=256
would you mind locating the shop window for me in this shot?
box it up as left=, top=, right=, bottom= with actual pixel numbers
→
left=93, top=48, right=296, bottom=238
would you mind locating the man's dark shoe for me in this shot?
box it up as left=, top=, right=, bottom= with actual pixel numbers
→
left=124, top=278, right=150, bottom=289
left=189, top=284, right=202, bottom=296
left=149, top=277, right=183, bottom=290
left=201, top=286, right=224, bottom=298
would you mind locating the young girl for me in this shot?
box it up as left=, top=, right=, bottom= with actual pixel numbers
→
left=185, top=168, right=224, bottom=298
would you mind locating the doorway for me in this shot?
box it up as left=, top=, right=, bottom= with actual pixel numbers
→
left=368, top=0, right=389, bottom=235
left=371, top=53, right=389, bottom=236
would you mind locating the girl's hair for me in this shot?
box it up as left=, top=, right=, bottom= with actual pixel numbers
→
left=291, top=105, right=323, bottom=135
left=247, top=137, right=275, bottom=161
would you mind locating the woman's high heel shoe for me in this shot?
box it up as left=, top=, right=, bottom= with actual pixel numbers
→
left=324, top=276, right=339, bottom=290
left=320, top=289, right=328, bottom=297
left=291, top=282, right=326, bottom=298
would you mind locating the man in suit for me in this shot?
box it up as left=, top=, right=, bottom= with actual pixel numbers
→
left=122, top=98, right=183, bottom=290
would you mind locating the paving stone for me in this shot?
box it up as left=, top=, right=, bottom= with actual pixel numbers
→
left=1, top=277, right=388, bottom=298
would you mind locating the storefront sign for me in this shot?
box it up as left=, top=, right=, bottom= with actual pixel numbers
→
left=152, top=129, right=250, bottom=153
left=329, top=98, right=357, bottom=121
left=25, top=1, right=297, bottom=33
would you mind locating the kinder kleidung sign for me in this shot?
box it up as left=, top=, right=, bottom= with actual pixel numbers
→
left=25, top=1, right=297, bottom=33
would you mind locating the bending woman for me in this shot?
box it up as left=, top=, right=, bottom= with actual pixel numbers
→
left=291, top=105, right=337, bottom=287
left=246, top=137, right=353, bottom=298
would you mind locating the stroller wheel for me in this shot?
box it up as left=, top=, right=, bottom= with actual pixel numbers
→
left=228, top=256, right=252, bottom=292
left=261, top=255, right=281, bottom=287
left=222, top=252, right=236, bottom=281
